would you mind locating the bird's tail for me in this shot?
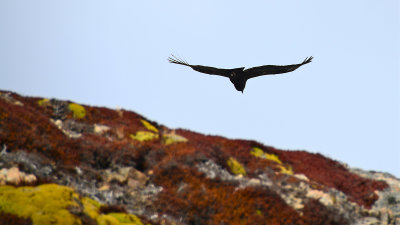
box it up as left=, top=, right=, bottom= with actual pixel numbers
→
left=168, top=54, right=190, bottom=66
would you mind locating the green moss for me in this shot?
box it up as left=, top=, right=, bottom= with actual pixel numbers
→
left=0, top=184, right=82, bottom=225
left=130, top=131, right=159, bottom=142
left=68, top=103, right=86, bottom=119
left=227, top=157, right=246, bottom=176
left=140, top=119, right=158, bottom=133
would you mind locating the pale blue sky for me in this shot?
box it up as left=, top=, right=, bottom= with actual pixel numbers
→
left=1, top=1, right=399, bottom=177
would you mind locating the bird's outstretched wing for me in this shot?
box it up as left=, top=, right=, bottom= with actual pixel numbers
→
left=168, top=55, right=232, bottom=77
left=243, top=56, right=313, bottom=79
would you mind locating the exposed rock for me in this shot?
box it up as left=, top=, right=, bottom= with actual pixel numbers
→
left=0, top=167, right=37, bottom=185
left=0, top=91, right=23, bottom=106
left=162, top=130, right=188, bottom=145
left=94, top=124, right=111, bottom=135
left=51, top=119, right=83, bottom=138
left=0, top=150, right=54, bottom=177
left=350, top=168, right=400, bottom=224
left=103, top=166, right=148, bottom=189
left=49, top=99, right=70, bottom=120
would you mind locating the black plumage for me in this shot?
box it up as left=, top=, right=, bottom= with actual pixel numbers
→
left=168, top=55, right=313, bottom=93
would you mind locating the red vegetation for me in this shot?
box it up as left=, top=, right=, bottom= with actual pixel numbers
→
left=0, top=212, right=32, bottom=225
left=153, top=165, right=307, bottom=225
left=99, top=205, right=127, bottom=214
left=174, top=129, right=387, bottom=208
left=302, top=199, right=349, bottom=225
left=0, top=90, right=389, bottom=224
left=278, top=151, right=388, bottom=208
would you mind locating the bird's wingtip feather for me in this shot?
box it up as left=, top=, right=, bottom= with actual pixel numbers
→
left=303, top=56, right=313, bottom=64
left=168, top=54, right=189, bottom=66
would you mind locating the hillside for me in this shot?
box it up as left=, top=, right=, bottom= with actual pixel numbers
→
left=0, top=90, right=399, bottom=225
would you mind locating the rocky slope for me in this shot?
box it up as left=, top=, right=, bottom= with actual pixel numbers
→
left=0, top=90, right=399, bottom=225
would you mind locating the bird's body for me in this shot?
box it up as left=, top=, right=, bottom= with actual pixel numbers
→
left=168, top=55, right=313, bottom=92
left=228, top=68, right=247, bottom=92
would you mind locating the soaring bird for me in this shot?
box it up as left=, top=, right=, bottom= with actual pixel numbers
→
left=168, top=55, right=313, bottom=93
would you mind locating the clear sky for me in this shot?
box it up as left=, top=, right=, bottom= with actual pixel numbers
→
left=1, top=1, right=399, bottom=177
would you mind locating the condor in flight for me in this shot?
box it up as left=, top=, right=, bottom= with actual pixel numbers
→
left=168, top=55, right=313, bottom=93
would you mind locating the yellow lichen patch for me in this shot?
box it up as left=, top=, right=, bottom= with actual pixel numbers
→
left=250, top=147, right=282, bottom=164
left=97, top=214, right=121, bottom=225
left=96, top=213, right=145, bottom=225
left=251, top=147, right=293, bottom=175
left=265, top=153, right=282, bottom=164
left=140, top=119, right=158, bottom=133
left=130, top=131, right=159, bottom=142
left=108, top=213, right=144, bottom=225
left=227, top=157, right=246, bottom=176
left=0, top=184, right=82, bottom=225
left=82, top=196, right=144, bottom=225
left=0, top=184, right=145, bottom=225
left=129, top=119, right=160, bottom=142
left=82, top=196, right=101, bottom=219
left=162, top=132, right=188, bottom=145
left=250, top=147, right=265, bottom=158
left=279, top=165, right=293, bottom=175
left=69, top=103, right=86, bottom=119
left=37, top=98, right=51, bottom=107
